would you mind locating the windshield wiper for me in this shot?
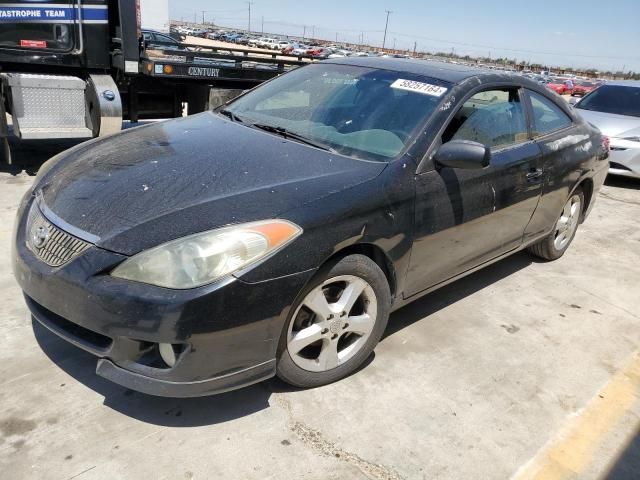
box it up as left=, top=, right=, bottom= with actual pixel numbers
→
left=249, top=123, right=337, bottom=153
left=219, top=109, right=244, bottom=123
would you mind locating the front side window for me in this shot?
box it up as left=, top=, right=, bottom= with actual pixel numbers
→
left=528, top=91, right=573, bottom=136
left=0, top=0, right=75, bottom=51
left=226, top=64, right=450, bottom=161
left=576, top=85, right=640, bottom=118
left=442, top=89, right=528, bottom=150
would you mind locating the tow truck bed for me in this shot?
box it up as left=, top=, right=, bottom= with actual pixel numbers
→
left=141, top=42, right=313, bottom=84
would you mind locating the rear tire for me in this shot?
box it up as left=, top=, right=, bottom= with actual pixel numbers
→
left=276, top=254, right=391, bottom=388
left=528, top=188, right=584, bottom=261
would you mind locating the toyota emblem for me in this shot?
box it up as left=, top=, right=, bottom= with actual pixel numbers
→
left=32, top=225, right=50, bottom=249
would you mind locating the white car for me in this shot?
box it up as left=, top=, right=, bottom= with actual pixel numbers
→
left=256, top=38, right=280, bottom=50
left=575, top=81, right=640, bottom=178
left=276, top=41, right=291, bottom=51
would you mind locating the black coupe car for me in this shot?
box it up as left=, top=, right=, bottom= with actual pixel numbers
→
left=13, top=58, right=609, bottom=397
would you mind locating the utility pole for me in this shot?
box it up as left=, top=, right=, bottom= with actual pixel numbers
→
left=202, top=11, right=205, bottom=24
left=303, top=25, right=306, bottom=42
left=261, top=16, right=264, bottom=33
left=311, top=25, right=315, bottom=39
left=382, top=10, right=392, bottom=49
left=246, top=1, right=254, bottom=33
left=336, top=32, right=338, bottom=43
left=413, top=41, right=417, bottom=57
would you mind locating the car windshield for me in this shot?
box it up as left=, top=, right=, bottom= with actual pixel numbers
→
left=224, top=64, right=449, bottom=161
left=577, top=85, right=640, bottom=118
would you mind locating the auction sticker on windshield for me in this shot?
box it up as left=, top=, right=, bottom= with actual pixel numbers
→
left=391, top=79, right=448, bottom=97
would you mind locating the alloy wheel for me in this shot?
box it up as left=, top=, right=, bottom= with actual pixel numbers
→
left=287, top=275, right=378, bottom=372
left=554, top=194, right=582, bottom=250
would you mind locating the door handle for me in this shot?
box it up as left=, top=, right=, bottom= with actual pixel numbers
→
left=526, top=169, right=543, bottom=181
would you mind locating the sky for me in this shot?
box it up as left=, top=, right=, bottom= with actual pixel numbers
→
left=168, top=0, right=640, bottom=72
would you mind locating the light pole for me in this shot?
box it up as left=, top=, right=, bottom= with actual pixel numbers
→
left=382, top=10, right=392, bottom=49
left=246, top=1, right=254, bottom=33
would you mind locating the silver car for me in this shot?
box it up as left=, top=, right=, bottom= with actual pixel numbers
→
left=574, top=81, right=640, bottom=178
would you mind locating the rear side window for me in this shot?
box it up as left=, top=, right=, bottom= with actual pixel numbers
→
left=528, top=91, right=572, bottom=136
left=442, top=88, right=528, bottom=150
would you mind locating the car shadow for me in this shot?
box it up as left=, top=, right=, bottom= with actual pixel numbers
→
left=32, top=251, right=533, bottom=426
left=603, top=423, right=640, bottom=479
left=384, top=251, right=533, bottom=339
left=32, top=319, right=275, bottom=426
left=605, top=175, right=640, bottom=190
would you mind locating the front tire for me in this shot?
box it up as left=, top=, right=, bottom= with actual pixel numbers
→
left=276, top=254, right=391, bottom=388
left=528, top=188, right=584, bottom=261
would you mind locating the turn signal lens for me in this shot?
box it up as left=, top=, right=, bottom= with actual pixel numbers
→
left=111, top=220, right=302, bottom=289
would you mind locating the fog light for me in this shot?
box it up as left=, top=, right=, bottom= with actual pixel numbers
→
left=159, top=343, right=177, bottom=367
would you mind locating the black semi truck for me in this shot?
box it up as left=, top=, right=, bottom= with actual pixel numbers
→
left=0, top=0, right=308, bottom=163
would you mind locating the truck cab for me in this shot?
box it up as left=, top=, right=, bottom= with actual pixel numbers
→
left=0, top=0, right=113, bottom=71
left=0, top=1, right=306, bottom=164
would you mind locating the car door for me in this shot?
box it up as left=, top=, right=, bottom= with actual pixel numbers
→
left=404, top=87, right=544, bottom=297
left=521, top=89, right=586, bottom=243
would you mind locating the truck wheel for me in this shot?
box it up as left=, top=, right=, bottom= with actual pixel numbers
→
left=528, top=188, right=584, bottom=261
left=277, top=254, right=391, bottom=388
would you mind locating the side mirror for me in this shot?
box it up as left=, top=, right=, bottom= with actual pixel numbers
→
left=434, top=140, right=491, bottom=170
left=568, top=96, right=580, bottom=106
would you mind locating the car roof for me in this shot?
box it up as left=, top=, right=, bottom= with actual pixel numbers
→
left=324, top=57, right=495, bottom=84
left=600, top=80, right=640, bottom=87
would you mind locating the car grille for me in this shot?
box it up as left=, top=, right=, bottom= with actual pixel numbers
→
left=26, top=204, right=91, bottom=267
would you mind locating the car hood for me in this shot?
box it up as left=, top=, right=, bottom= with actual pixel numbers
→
left=37, top=113, right=386, bottom=255
left=575, top=109, right=640, bottom=138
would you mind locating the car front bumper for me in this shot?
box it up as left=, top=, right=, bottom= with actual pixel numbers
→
left=609, top=139, right=640, bottom=179
left=13, top=195, right=315, bottom=397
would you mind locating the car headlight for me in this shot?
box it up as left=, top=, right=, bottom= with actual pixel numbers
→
left=111, top=220, right=302, bottom=289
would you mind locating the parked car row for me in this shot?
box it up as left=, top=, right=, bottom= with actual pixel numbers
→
left=529, top=76, right=602, bottom=97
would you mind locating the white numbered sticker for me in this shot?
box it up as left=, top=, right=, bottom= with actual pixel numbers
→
left=390, top=79, right=448, bottom=97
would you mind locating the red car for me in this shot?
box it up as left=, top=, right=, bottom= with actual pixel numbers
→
left=306, top=47, right=332, bottom=59
left=546, top=78, right=574, bottom=95
left=572, top=80, right=599, bottom=97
